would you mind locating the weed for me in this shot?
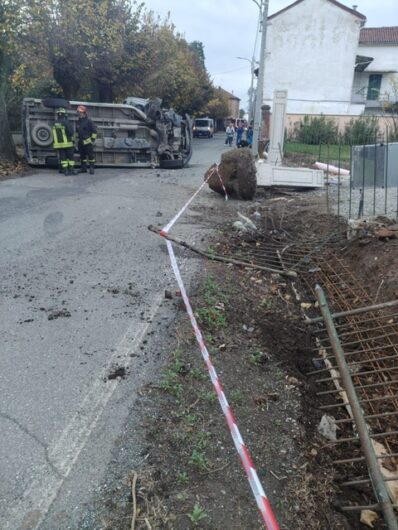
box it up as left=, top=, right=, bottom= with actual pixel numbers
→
left=199, top=389, right=217, bottom=404
left=187, top=502, right=208, bottom=524
left=230, top=389, right=243, bottom=404
left=186, top=413, right=198, bottom=426
left=188, top=449, right=207, bottom=471
left=202, top=276, right=228, bottom=305
left=172, top=431, right=187, bottom=443
left=178, top=471, right=189, bottom=485
left=177, top=491, right=189, bottom=501
left=190, top=367, right=207, bottom=382
left=160, top=350, right=185, bottom=397
left=195, top=276, right=228, bottom=331
left=195, top=306, right=226, bottom=329
left=170, top=349, right=185, bottom=374
left=259, top=297, right=273, bottom=309
left=195, top=431, right=209, bottom=450
left=161, top=369, right=183, bottom=397
left=249, top=350, right=269, bottom=365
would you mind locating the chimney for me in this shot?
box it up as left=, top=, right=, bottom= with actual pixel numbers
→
left=352, top=4, right=358, bottom=10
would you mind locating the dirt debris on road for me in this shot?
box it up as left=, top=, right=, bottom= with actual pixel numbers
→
left=0, top=157, right=28, bottom=180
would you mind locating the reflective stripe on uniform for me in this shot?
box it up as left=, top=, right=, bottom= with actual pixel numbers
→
left=53, top=124, right=73, bottom=149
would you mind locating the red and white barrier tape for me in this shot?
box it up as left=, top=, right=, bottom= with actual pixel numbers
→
left=164, top=238, right=279, bottom=529
left=157, top=172, right=279, bottom=528
left=211, top=164, right=228, bottom=201
left=162, top=165, right=227, bottom=235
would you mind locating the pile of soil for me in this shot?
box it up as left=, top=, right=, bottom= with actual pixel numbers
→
left=206, top=148, right=257, bottom=200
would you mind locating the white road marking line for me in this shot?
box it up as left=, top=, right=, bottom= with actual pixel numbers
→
left=1, top=293, right=163, bottom=530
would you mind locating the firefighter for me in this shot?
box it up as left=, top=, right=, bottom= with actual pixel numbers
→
left=52, top=108, right=77, bottom=175
left=76, top=105, right=97, bottom=174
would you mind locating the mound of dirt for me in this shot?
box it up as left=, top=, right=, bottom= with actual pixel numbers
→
left=205, top=148, right=257, bottom=200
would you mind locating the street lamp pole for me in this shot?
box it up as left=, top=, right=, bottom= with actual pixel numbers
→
left=252, top=0, right=269, bottom=157
left=236, top=56, right=256, bottom=122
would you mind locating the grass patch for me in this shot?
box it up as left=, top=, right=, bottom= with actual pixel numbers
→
left=284, top=142, right=351, bottom=162
left=160, top=350, right=185, bottom=397
left=195, top=276, right=228, bottom=330
left=188, top=449, right=207, bottom=471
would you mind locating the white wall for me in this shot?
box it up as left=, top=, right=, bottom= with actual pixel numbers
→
left=263, top=0, right=364, bottom=115
left=358, top=44, right=398, bottom=102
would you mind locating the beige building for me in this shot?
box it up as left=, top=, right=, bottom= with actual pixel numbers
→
left=218, top=87, right=240, bottom=120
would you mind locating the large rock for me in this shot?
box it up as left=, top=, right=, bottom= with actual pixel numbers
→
left=205, top=148, right=257, bottom=200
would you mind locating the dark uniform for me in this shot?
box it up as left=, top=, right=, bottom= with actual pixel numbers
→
left=52, top=109, right=77, bottom=175
left=76, top=106, right=97, bottom=174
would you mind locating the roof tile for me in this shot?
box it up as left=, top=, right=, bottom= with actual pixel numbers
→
left=359, top=27, right=398, bottom=45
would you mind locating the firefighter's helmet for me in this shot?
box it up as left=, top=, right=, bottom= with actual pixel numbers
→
left=77, top=105, right=87, bottom=114
left=56, top=107, right=67, bottom=115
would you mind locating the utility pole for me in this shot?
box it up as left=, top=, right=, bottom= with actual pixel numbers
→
left=248, top=56, right=256, bottom=123
left=252, top=0, right=269, bottom=157
left=236, top=56, right=256, bottom=122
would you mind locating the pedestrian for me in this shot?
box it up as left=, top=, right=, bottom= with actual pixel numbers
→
left=52, top=108, right=77, bottom=176
left=246, top=125, right=253, bottom=147
left=236, top=121, right=244, bottom=147
left=76, top=105, right=97, bottom=174
left=225, top=121, right=235, bottom=147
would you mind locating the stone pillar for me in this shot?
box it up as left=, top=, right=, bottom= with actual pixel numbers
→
left=258, top=105, right=271, bottom=158
left=268, top=90, right=287, bottom=166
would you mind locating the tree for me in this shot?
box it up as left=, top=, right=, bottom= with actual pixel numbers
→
left=204, top=94, right=230, bottom=120
left=382, top=79, right=398, bottom=141
left=0, top=0, right=221, bottom=159
left=189, top=41, right=205, bottom=68
left=9, top=0, right=143, bottom=101
left=0, top=0, right=19, bottom=160
left=132, top=14, right=213, bottom=114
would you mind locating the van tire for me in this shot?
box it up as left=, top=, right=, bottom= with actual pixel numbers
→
left=42, top=97, right=69, bottom=109
left=31, top=123, right=53, bottom=147
left=159, top=158, right=184, bottom=169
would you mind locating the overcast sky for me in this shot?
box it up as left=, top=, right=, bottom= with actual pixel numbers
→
left=141, top=0, right=398, bottom=110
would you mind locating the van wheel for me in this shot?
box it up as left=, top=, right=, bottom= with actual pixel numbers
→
left=42, top=97, right=69, bottom=109
left=31, top=123, right=53, bottom=147
left=159, top=158, right=184, bottom=169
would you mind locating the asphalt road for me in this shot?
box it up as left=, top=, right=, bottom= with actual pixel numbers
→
left=0, top=135, right=229, bottom=530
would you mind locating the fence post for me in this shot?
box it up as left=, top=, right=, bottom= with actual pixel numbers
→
left=385, top=125, right=389, bottom=215
left=337, top=141, right=341, bottom=219
left=361, top=140, right=366, bottom=217
left=349, top=138, right=353, bottom=219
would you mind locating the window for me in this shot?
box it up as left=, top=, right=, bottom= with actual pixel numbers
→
left=367, top=74, right=382, bottom=101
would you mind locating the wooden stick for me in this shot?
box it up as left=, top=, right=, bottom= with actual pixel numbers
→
left=131, top=471, right=138, bottom=530
left=147, top=225, right=297, bottom=278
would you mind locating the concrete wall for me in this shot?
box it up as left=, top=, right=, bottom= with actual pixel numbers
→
left=263, top=0, right=364, bottom=115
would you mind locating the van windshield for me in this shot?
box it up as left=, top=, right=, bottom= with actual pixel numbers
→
left=195, top=120, right=211, bottom=127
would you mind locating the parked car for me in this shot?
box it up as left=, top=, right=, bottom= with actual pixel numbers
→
left=22, top=97, right=192, bottom=169
left=193, top=117, right=214, bottom=138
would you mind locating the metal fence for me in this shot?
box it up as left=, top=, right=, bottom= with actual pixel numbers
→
left=316, top=134, right=398, bottom=220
